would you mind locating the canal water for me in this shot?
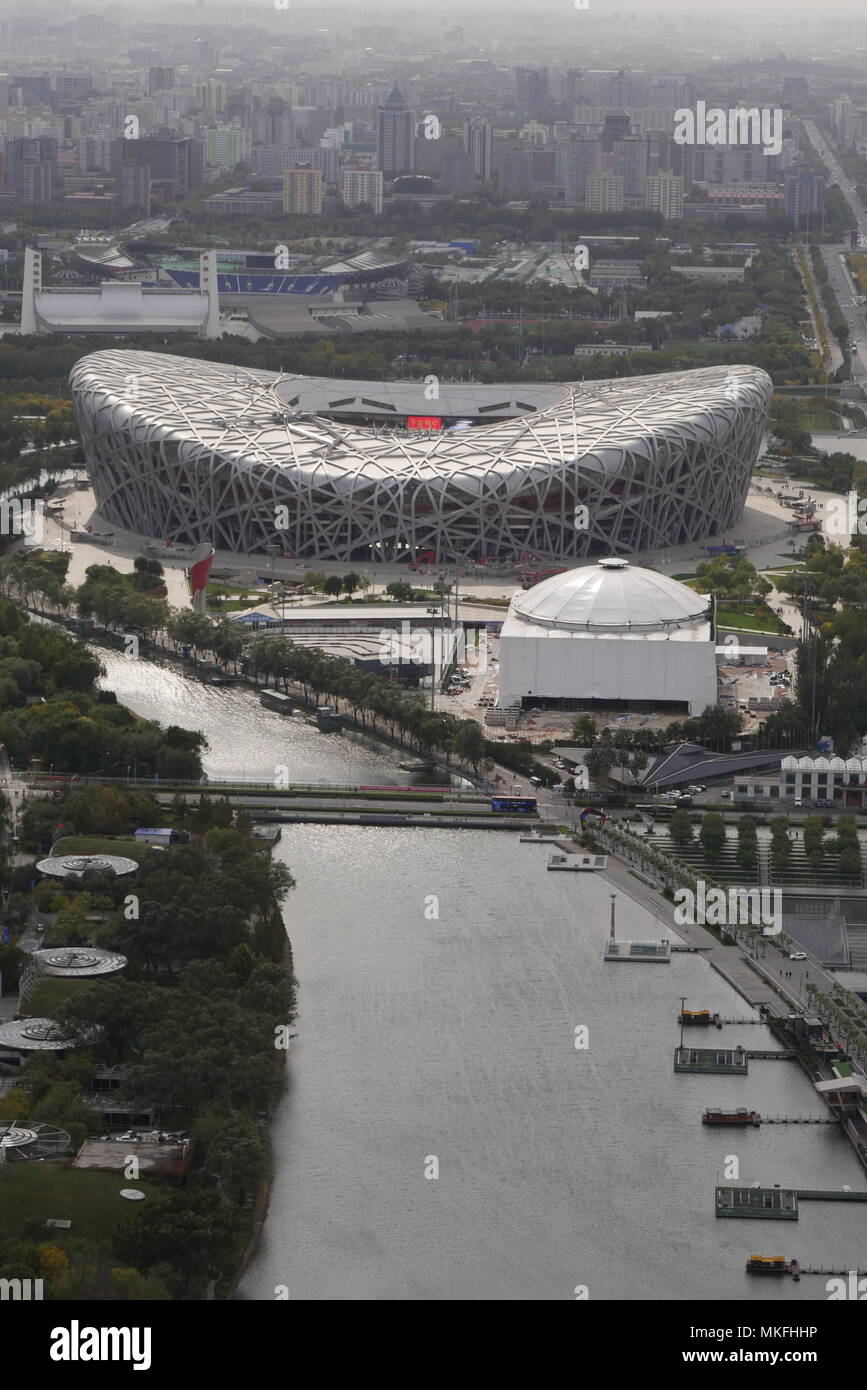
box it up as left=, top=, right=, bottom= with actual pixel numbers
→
left=96, top=649, right=867, bottom=1301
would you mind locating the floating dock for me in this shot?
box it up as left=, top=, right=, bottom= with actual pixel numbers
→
left=675, top=1046, right=748, bottom=1074
left=603, top=892, right=669, bottom=960
left=745, top=1255, right=797, bottom=1276
left=260, top=689, right=295, bottom=714
left=252, top=824, right=282, bottom=845
left=605, top=939, right=671, bottom=962
left=716, top=1187, right=799, bottom=1220
left=716, top=1186, right=867, bottom=1220
left=703, top=1108, right=761, bottom=1126
left=548, top=851, right=608, bottom=872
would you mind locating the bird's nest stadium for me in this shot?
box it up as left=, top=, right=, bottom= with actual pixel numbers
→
left=69, top=350, right=772, bottom=566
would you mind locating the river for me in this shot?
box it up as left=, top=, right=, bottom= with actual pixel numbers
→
left=95, top=648, right=867, bottom=1301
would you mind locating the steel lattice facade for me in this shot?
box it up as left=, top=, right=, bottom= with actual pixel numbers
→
left=69, top=349, right=772, bottom=564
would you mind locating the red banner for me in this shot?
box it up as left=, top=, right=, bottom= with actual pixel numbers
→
left=407, top=416, right=443, bottom=430
left=190, top=548, right=215, bottom=599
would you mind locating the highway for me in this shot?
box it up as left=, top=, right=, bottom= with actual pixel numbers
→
left=804, top=120, right=867, bottom=393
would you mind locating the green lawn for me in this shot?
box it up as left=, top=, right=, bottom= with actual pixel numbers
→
left=0, top=1163, right=161, bottom=1244
left=716, top=607, right=786, bottom=633
left=49, top=836, right=149, bottom=864
left=24, top=976, right=94, bottom=1016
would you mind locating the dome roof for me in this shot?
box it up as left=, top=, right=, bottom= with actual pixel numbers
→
left=510, top=558, right=711, bottom=632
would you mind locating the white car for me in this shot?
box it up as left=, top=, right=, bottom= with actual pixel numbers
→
left=789, top=952, right=807, bottom=961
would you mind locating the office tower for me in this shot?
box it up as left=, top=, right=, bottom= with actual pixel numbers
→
left=80, top=134, right=113, bottom=172
left=602, top=109, right=632, bottom=151
left=283, top=165, right=322, bottom=214
left=377, top=85, right=415, bottom=174
left=440, top=151, right=476, bottom=194
left=563, top=139, right=601, bottom=203
left=0, top=74, right=9, bottom=115
left=586, top=172, right=624, bottom=212
left=254, top=105, right=295, bottom=147
left=205, top=128, right=252, bottom=167
left=785, top=168, right=825, bottom=225
left=342, top=165, right=383, bottom=213
left=463, top=118, right=493, bottom=180
left=697, top=145, right=777, bottom=184
left=495, top=149, right=532, bottom=197
left=613, top=138, right=647, bottom=196
left=253, top=146, right=336, bottom=183
left=562, top=70, right=582, bottom=105
left=111, top=135, right=203, bottom=197
left=148, top=67, right=174, bottom=95
left=4, top=137, right=56, bottom=202
left=645, top=171, right=684, bottom=220
left=195, top=80, right=228, bottom=116
left=116, top=160, right=151, bottom=213
left=515, top=68, right=549, bottom=113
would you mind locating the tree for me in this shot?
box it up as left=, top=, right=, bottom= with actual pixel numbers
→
left=322, top=575, right=343, bottom=599
left=699, top=811, right=726, bottom=861
left=113, top=1190, right=240, bottom=1279
left=668, top=809, right=693, bottom=848
left=342, top=571, right=361, bottom=598
left=570, top=715, right=598, bottom=746
left=737, top=816, right=759, bottom=874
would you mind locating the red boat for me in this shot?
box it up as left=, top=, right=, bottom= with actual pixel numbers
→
left=702, top=1108, right=761, bottom=1126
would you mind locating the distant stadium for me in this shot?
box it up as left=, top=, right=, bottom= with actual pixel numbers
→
left=70, top=242, right=410, bottom=296
left=70, top=349, right=773, bottom=566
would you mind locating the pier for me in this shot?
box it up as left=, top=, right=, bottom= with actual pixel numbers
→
left=716, top=1186, right=799, bottom=1220
left=547, top=851, right=608, bottom=872
left=716, top=1186, right=867, bottom=1219
left=675, top=1046, right=748, bottom=1074
left=604, top=892, right=670, bottom=961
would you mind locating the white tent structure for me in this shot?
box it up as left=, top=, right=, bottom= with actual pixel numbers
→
left=498, top=558, right=718, bottom=714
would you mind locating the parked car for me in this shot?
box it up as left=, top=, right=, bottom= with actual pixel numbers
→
left=789, top=952, right=807, bottom=961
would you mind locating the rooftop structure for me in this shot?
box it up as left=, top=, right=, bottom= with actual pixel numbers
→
left=36, top=852, right=138, bottom=879
left=70, top=351, right=772, bottom=567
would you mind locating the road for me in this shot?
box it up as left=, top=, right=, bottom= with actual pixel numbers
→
left=803, top=120, right=867, bottom=390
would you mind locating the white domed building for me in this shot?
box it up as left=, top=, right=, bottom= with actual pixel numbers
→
left=498, top=559, right=718, bottom=715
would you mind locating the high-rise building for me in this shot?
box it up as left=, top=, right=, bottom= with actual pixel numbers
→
left=645, top=171, right=684, bottom=220
left=440, top=151, right=476, bottom=194
left=204, top=128, right=251, bottom=167
left=111, top=135, right=203, bottom=198
left=785, top=168, right=825, bottom=225
left=377, top=85, right=415, bottom=174
left=613, top=138, right=647, bottom=196
left=515, top=68, right=549, bottom=113
left=495, top=149, right=532, bottom=197
left=602, top=110, right=632, bottom=151
left=194, top=80, right=228, bottom=116
left=147, top=67, right=174, bottom=95
left=116, top=160, right=151, bottom=213
left=463, top=118, right=493, bottom=180
left=252, top=145, right=337, bottom=183
left=563, top=139, right=601, bottom=204
left=283, top=164, right=322, bottom=214
left=342, top=164, right=383, bottom=213
left=586, top=172, right=624, bottom=212
left=4, top=136, right=56, bottom=202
